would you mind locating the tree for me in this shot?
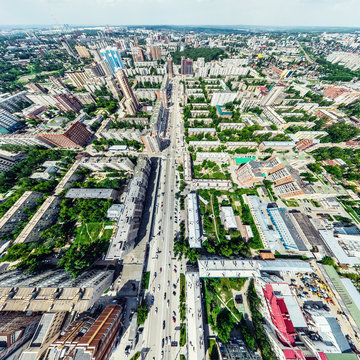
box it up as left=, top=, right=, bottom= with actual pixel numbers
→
left=216, top=309, right=235, bottom=343
left=137, top=304, right=149, bottom=325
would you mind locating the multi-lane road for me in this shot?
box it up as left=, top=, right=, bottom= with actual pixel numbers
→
left=112, top=76, right=186, bottom=359
left=142, top=76, right=185, bottom=360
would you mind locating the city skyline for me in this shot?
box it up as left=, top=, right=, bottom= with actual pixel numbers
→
left=1, top=0, right=360, bottom=28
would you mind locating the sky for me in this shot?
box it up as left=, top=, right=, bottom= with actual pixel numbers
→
left=1, top=0, right=360, bottom=28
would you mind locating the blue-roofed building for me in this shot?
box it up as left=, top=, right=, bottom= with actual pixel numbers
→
left=99, top=47, right=124, bottom=74
left=216, top=105, right=232, bottom=118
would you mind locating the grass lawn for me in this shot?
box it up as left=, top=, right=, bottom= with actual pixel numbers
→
left=208, top=339, right=219, bottom=360
left=75, top=222, right=114, bottom=244
left=204, top=278, right=247, bottom=329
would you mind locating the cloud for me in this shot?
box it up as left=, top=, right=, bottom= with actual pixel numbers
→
left=1, top=0, right=360, bottom=27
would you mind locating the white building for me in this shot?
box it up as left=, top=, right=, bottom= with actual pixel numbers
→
left=186, top=192, right=202, bottom=248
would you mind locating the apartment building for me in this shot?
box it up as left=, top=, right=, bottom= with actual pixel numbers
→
left=0, top=133, right=53, bottom=148
left=39, top=121, right=92, bottom=148
left=81, top=156, right=135, bottom=172
left=45, top=305, right=122, bottom=360
left=20, top=312, right=66, bottom=360
left=14, top=196, right=62, bottom=244
left=210, top=91, right=237, bottom=106
left=0, top=312, right=41, bottom=360
left=106, top=157, right=151, bottom=260
left=0, top=269, right=113, bottom=312
left=186, top=192, right=202, bottom=248
left=0, top=191, right=43, bottom=237
left=192, top=179, right=232, bottom=190
left=75, top=45, right=91, bottom=58
left=262, top=106, right=286, bottom=127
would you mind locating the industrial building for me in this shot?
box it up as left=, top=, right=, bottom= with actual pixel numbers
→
left=198, top=259, right=313, bottom=278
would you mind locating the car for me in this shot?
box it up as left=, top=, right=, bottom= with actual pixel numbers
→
left=173, top=284, right=177, bottom=289
left=173, top=291, right=176, bottom=296
left=166, top=336, right=168, bottom=345
left=172, top=316, right=176, bottom=323
left=174, top=268, right=177, bottom=273
left=154, top=272, right=157, bottom=278
left=160, top=267, right=162, bottom=273
left=158, top=285, right=161, bottom=292
left=164, top=292, right=167, bottom=300
left=173, top=310, right=176, bottom=316
left=163, top=320, right=166, bottom=329
left=162, top=338, right=165, bottom=348
left=155, top=307, right=158, bottom=313
left=151, top=296, right=154, bottom=305
left=167, top=299, right=170, bottom=307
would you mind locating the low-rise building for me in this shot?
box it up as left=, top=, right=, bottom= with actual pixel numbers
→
left=65, top=188, right=118, bottom=200
left=219, top=122, right=245, bottom=130
left=192, top=179, right=232, bottom=190
left=220, top=206, right=238, bottom=230
left=81, top=156, right=135, bottom=172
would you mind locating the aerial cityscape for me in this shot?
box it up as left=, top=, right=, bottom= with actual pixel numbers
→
left=1, top=4, right=360, bottom=360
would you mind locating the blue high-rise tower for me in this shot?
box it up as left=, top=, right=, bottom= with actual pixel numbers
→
left=99, top=47, right=124, bottom=74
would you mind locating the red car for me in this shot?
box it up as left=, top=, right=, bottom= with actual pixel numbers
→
left=172, top=316, right=176, bottom=323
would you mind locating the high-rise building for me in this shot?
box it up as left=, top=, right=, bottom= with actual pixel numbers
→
left=49, top=76, right=67, bottom=89
left=66, top=70, right=89, bottom=89
left=84, top=63, right=105, bottom=78
left=75, top=45, right=91, bottom=58
left=149, top=46, right=161, bottom=60
left=45, top=305, right=122, bottom=360
left=53, top=94, right=83, bottom=113
left=115, top=70, right=139, bottom=114
left=39, top=121, right=92, bottom=148
left=132, top=47, right=145, bottom=62
left=167, top=58, right=174, bottom=77
left=0, top=109, right=22, bottom=133
left=106, top=76, right=122, bottom=100
left=60, top=38, right=77, bottom=58
left=100, top=47, right=124, bottom=74
left=27, top=82, right=47, bottom=94
left=141, top=133, right=161, bottom=153
left=181, top=56, right=193, bottom=75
